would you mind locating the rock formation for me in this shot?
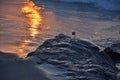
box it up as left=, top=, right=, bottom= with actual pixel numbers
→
left=27, top=34, right=118, bottom=80
left=104, top=43, right=120, bottom=62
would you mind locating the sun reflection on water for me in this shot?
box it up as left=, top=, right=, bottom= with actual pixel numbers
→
left=18, top=0, right=43, bottom=57
left=21, top=1, right=42, bottom=38
left=0, top=0, right=53, bottom=58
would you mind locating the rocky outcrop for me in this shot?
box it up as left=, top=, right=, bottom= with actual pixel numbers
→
left=104, top=43, right=120, bottom=62
left=27, top=34, right=118, bottom=80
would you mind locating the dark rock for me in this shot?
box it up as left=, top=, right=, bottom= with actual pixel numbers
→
left=93, top=38, right=120, bottom=48
left=27, top=34, right=118, bottom=80
left=26, top=51, right=35, bottom=57
left=104, top=43, right=120, bottom=61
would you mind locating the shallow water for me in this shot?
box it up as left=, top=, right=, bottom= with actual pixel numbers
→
left=0, top=0, right=120, bottom=57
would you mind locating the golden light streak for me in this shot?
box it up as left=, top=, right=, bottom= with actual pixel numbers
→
left=15, top=0, right=43, bottom=57
left=21, top=1, right=42, bottom=37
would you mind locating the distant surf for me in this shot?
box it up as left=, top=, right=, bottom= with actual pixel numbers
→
left=52, top=0, right=120, bottom=11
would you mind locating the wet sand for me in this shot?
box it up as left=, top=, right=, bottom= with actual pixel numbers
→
left=0, top=59, right=51, bottom=80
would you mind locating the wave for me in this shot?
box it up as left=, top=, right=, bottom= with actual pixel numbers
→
left=55, top=0, right=120, bottom=11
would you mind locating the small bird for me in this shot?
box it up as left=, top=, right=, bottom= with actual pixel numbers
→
left=72, top=32, right=76, bottom=39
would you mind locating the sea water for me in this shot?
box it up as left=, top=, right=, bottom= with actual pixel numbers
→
left=0, top=0, right=120, bottom=57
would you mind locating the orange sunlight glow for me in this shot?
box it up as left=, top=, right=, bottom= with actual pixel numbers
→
left=21, top=1, right=42, bottom=37
left=15, top=0, right=43, bottom=58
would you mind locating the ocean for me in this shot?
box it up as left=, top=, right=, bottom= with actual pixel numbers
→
left=0, top=0, right=120, bottom=57
left=52, top=0, right=120, bottom=11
